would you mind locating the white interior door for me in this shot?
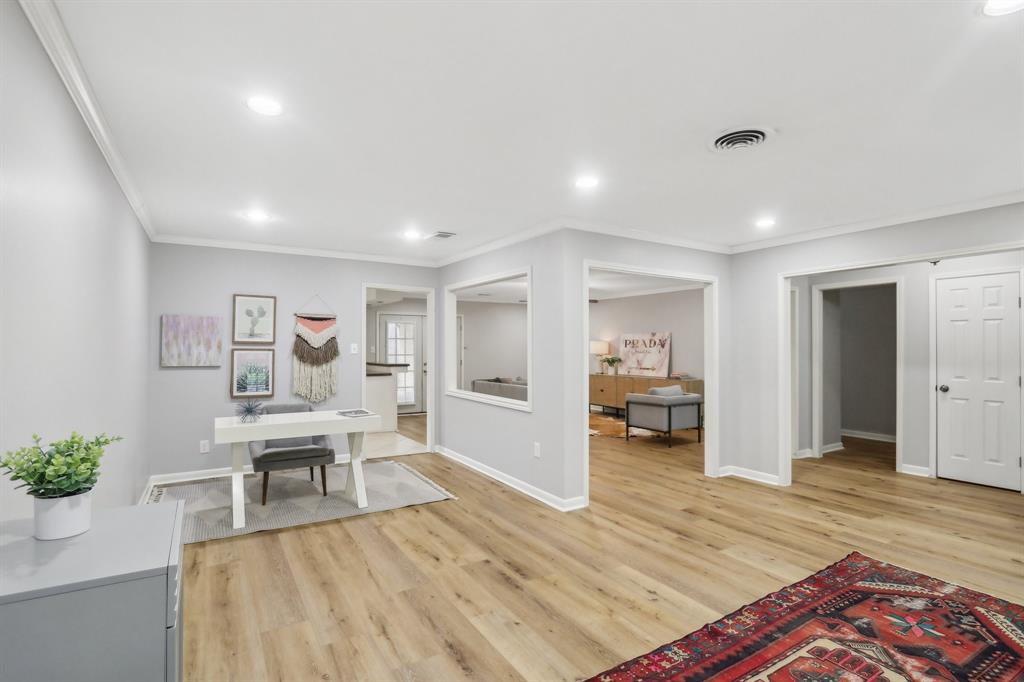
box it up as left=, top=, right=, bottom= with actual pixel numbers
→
left=936, top=272, right=1021, bottom=490
left=379, top=314, right=425, bottom=414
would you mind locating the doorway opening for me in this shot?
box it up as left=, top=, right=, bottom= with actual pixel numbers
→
left=361, top=284, right=434, bottom=458
left=779, top=248, right=1023, bottom=492
left=582, top=261, right=720, bottom=503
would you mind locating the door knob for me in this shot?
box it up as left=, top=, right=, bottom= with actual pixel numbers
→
left=939, top=384, right=950, bottom=393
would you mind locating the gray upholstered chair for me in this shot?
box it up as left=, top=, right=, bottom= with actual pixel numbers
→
left=625, top=385, right=703, bottom=447
left=247, top=403, right=336, bottom=504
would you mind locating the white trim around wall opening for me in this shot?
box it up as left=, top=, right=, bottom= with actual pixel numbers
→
left=361, top=283, right=436, bottom=451
left=809, top=277, right=906, bottom=475
left=443, top=268, right=534, bottom=413
left=582, top=260, right=721, bottom=505
left=775, top=240, right=1024, bottom=489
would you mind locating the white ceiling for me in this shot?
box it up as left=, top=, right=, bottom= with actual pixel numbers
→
left=50, top=0, right=1024, bottom=264
left=589, top=269, right=703, bottom=300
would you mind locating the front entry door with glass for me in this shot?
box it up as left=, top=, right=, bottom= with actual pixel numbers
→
left=378, top=314, right=425, bottom=414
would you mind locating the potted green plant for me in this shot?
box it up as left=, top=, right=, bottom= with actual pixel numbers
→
left=1, top=432, right=122, bottom=540
left=602, top=355, right=622, bottom=376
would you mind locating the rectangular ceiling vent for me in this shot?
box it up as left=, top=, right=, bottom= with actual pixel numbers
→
left=425, top=231, right=457, bottom=240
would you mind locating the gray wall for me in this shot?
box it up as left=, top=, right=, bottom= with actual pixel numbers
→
left=458, top=301, right=528, bottom=383
left=148, top=244, right=437, bottom=474
left=840, top=285, right=897, bottom=438
left=822, top=290, right=842, bottom=447
left=0, top=2, right=151, bottom=521
left=589, top=289, right=704, bottom=378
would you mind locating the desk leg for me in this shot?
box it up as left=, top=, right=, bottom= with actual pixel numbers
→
left=345, top=431, right=368, bottom=509
left=231, top=442, right=246, bottom=529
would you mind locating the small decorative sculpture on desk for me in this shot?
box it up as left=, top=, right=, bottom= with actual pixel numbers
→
left=237, top=399, right=264, bottom=423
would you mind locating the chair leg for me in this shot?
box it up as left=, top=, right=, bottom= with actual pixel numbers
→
left=667, top=407, right=672, bottom=448
left=261, top=471, right=269, bottom=505
left=320, top=464, right=327, bottom=496
left=309, top=466, right=314, bottom=481
left=625, top=403, right=630, bottom=441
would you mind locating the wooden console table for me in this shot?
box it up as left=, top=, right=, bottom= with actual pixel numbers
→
left=589, top=374, right=704, bottom=412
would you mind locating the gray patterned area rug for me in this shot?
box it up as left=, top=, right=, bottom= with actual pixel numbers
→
left=146, top=460, right=454, bottom=543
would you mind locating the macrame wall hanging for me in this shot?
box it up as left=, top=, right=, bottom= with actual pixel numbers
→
left=292, top=295, right=338, bottom=403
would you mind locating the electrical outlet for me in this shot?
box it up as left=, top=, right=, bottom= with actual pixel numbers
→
left=199, top=440, right=210, bottom=454
left=533, top=442, right=541, bottom=459
left=350, top=343, right=359, bottom=354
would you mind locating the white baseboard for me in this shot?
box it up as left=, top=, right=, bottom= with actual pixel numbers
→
left=137, top=453, right=356, bottom=505
left=840, top=429, right=897, bottom=443
left=899, top=464, right=932, bottom=478
left=718, top=465, right=781, bottom=486
left=435, top=445, right=587, bottom=512
left=821, top=442, right=845, bottom=454
left=792, top=448, right=816, bottom=459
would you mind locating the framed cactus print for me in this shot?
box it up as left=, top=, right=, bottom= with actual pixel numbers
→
left=231, top=348, right=275, bottom=398
left=232, top=294, right=276, bottom=344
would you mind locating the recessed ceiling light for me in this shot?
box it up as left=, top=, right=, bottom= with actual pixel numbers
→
left=246, top=95, right=282, bottom=116
left=243, top=208, right=271, bottom=223
left=755, top=216, right=776, bottom=229
left=402, top=227, right=423, bottom=241
left=984, top=0, right=1024, bottom=15
left=574, top=175, right=601, bottom=191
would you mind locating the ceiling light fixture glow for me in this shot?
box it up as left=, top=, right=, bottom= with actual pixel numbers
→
left=983, top=0, right=1024, bottom=14
left=402, top=227, right=423, bottom=241
left=574, top=175, right=601, bottom=191
left=755, top=216, right=776, bottom=229
left=244, top=208, right=271, bottom=223
left=246, top=95, right=283, bottom=116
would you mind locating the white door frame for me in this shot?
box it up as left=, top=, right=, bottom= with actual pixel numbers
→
left=361, top=283, right=435, bottom=450
left=928, top=266, right=1024, bottom=493
left=582, top=260, right=720, bottom=504
left=810, top=277, right=905, bottom=472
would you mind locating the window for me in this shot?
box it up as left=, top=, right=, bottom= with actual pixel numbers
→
left=445, top=270, right=531, bottom=411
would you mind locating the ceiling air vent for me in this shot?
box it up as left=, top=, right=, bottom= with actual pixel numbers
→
left=712, top=128, right=769, bottom=151
left=425, top=231, right=457, bottom=240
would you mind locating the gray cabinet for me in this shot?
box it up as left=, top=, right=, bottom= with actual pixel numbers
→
left=0, top=501, right=185, bottom=682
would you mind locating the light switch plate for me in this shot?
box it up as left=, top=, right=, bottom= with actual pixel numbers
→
left=350, top=343, right=359, bottom=354
left=199, top=440, right=210, bottom=454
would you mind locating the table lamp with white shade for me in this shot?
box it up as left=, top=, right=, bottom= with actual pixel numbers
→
left=590, top=340, right=610, bottom=373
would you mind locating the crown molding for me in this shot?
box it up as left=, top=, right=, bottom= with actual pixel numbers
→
left=590, top=283, right=705, bottom=301
left=151, top=234, right=437, bottom=268
left=20, top=0, right=155, bottom=240
left=729, top=191, right=1024, bottom=254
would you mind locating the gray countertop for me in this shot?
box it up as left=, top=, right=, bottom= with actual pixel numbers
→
left=0, top=501, right=184, bottom=605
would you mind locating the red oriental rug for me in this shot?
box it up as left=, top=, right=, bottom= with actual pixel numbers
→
left=587, top=552, right=1024, bottom=681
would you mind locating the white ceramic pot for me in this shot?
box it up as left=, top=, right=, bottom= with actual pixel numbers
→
left=34, top=491, right=92, bottom=540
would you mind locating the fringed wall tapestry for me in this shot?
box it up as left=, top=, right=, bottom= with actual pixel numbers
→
left=293, top=314, right=339, bottom=402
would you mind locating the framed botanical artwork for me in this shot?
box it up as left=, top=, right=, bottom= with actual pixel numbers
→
left=232, top=294, right=276, bottom=344
left=231, top=348, right=275, bottom=398
left=620, top=331, right=671, bottom=377
left=160, top=314, right=223, bottom=367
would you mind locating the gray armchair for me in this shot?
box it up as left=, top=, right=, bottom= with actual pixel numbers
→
left=248, top=403, right=336, bottom=504
left=625, top=385, right=703, bottom=447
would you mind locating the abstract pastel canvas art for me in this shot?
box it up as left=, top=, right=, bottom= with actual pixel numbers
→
left=160, top=315, right=224, bottom=367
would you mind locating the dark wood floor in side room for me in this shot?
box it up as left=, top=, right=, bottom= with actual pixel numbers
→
left=182, top=429, right=1024, bottom=682
left=396, top=413, right=427, bottom=444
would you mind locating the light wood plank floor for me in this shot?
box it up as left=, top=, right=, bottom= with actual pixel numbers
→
left=397, top=413, right=427, bottom=445
left=183, top=430, right=1024, bottom=682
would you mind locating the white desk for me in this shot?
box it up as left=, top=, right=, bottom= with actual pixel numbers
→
left=214, top=410, right=382, bottom=529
